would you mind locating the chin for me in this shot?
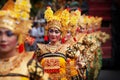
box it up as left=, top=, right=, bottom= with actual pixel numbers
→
left=51, top=40, right=58, bottom=43
left=50, top=39, right=57, bottom=42
left=0, top=50, right=8, bottom=53
left=0, top=48, right=10, bottom=53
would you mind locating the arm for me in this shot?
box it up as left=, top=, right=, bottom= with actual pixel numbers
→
left=27, top=58, right=49, bottom=80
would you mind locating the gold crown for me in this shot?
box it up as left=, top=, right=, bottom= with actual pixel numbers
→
left=0, top=0, right=32, bottom=44
left=46, top=20, right=62, bottom=30
left=77, top=15, right=103, bottom=32
left=44, top=7, right=82, bottom=37
left=0, top=16, right=16, bottom=31
left=44, top=7, right=103, bottom=37
left=44, top=7, right=63, bottom=36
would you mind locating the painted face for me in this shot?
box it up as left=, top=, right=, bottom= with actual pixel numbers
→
left=48, top=28, right=61, bottom=43
left=65, top=30, right=71, bottom=40
left=0, top=28, right=17, bottom=53
left=80, top=27, right=87, bottom=33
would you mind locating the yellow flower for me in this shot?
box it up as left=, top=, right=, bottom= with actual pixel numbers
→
left=61, top=9, right=70, bottom=27
left=44, top=7, right=54, bottom=22
left=21, top=12, right=30, bottom=20
left=53, top=16, right=61, bottom=21
left=70, top=12, right=78, bottom=26
left=15, top=0, right=31, bottom=12
left=0, top=11, right=6, bottom=16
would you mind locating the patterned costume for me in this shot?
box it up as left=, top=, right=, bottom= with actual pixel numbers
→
left=0, top=0, right=47, bottom=80
left=35, top=7, right=110, bottom=80
left=0, top=52, right=44, bottom=80
left=35, top=42, right=81, bottom=80
left=73, top=15, right=110, bottom=80
left=34, top=7, right=82, bottom=80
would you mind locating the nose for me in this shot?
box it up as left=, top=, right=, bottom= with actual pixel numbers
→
left=0, top=34, right=7, bottom=42
left=52, top=32, right=56, bottom=35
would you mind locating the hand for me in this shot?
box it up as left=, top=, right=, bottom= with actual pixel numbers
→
left=41, top=73, right=49, bottom=80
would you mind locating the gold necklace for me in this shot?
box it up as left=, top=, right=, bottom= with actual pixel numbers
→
left=45, top=43, right=63, bottom=53
left=0, top=53, right=25, bottom=75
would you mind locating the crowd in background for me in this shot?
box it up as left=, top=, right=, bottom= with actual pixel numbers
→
left=25, top=17, right=46, bottom=51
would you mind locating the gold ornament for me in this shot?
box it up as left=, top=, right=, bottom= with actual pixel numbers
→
left=0, top=54, right=25, bottom=75
left=0, top=0, right=32, bottom=46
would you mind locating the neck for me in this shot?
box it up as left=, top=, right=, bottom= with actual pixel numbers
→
left=0, top=49, right=18, bottom=59
left=49, top=41, right=60, bottom=46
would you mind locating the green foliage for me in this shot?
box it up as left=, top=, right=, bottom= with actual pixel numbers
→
left=0, top=0, right=7, bottom=9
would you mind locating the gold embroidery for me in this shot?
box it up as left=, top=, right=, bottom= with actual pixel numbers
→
left=0, top=53, right=25, bottom=75
left=45, top=43, right=63, bottom=53
left=44, top=57, right=60, bottom=73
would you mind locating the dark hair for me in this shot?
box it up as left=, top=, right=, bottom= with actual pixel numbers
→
left=33, top=22, right=38, bottom=27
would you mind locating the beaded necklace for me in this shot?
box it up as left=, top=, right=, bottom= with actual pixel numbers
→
left=45, top=42, right=63, bottom=53
left=0, top=53, right=25, bottom=75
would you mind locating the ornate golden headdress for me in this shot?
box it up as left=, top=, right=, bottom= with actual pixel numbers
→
left=44, top=7, right=62, bottom=30
left=44, top=7, right=104, bottom=37
left=44, top=7, right=81, bottom=37
left=0, top=0, right=32, bottom=52
left=77, top=14, right=103, bottom=33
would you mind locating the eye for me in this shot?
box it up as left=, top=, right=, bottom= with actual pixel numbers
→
left=54, top=30, right=60, bottom=34
left=49, top=29, right=54, bottom=33
left=6, top=31, right=14, bottom=37
left=49, top=29, right=61, bottom=34
left=67, top=31, right=71, bottom=34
